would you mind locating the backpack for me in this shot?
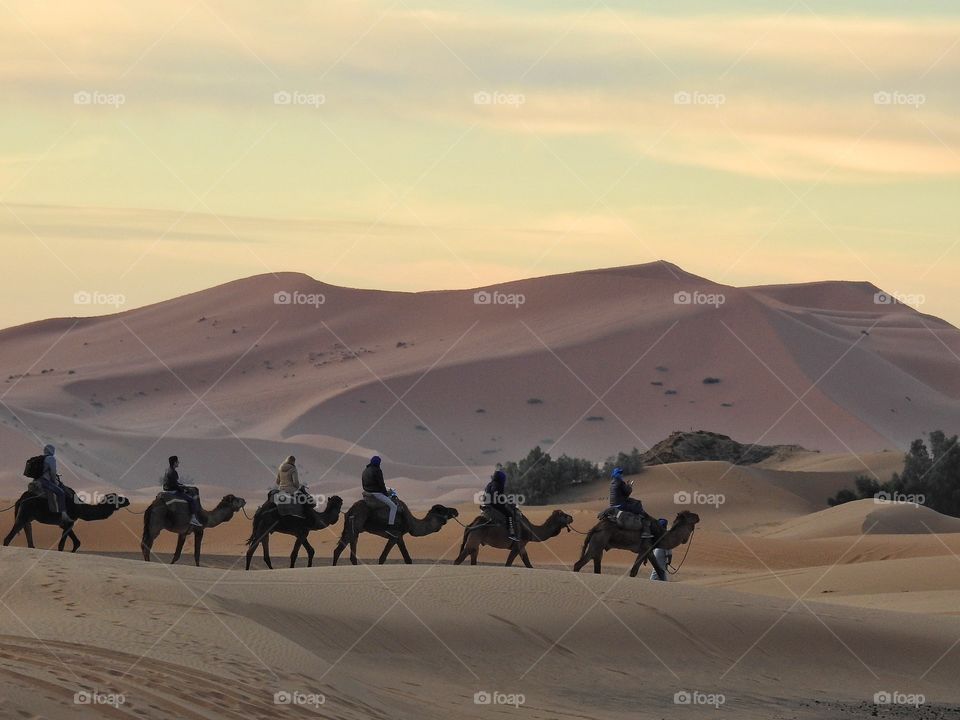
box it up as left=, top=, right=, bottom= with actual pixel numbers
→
left=23, top=455, right=46, bottom=480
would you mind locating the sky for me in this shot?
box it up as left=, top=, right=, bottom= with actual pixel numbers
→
left=1, top=1, right=958, bottom=327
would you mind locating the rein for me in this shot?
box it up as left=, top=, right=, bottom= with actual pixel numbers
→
left=566, top=525, right=589, bottom=535
left=124, top=507, right=146, bottom=515
left=667, top=527, right=695, bottom=575
left=0, top=502, right=17, bottom=513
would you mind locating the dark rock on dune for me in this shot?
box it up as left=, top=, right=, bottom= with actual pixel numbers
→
left=641, top=430, right=805, bottom=466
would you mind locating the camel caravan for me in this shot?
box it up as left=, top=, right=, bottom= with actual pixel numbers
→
left=4, top=447, right=699, bottom=577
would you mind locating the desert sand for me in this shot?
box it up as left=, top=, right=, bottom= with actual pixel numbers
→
left=2, top=457, right=960, bottom=718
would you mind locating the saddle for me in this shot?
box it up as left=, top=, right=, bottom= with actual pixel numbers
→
left=27, top=480, right=76, bottom=514
left=598, top=507, right=654, bottom=536
left=157, top=486, right=198, bottom=506
left=361, top=492, right=403, bottom=525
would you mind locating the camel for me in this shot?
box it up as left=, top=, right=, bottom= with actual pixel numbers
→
left=141, top=493, right=246, bottom=566
left=573, top=510, right=700, bottom=577
left=453, top=508, right=573, bottom=567
left=2, top=491, right=130, bottom=552
left=244, top=495, right=344, bottom=570
left=332, top=499, right=458, bottom=566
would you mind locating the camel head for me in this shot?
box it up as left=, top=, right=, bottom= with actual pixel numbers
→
left=673, top=510, right=701, bottom=528
left=428, top=504, right=459, bottom=524
left=219, top=494, right=247, bottom=512
left=100, top=493, right=130, bottom=509
left=550, top=509, right=575, bottom=532
left=326, top=495, right=344, bottom=513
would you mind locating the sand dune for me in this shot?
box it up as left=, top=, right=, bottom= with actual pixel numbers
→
left=762, top=498, right=960, bottom=539
left=0, top=548, right=959, bottom=719
left=1, top=263, right=958, bottom=501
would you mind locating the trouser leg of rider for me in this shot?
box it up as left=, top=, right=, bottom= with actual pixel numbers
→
left=370, top=493, right=398, bottom=524
left=650, top=548, right=668, bottom=581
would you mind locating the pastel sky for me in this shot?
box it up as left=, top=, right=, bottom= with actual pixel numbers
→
left=1, top=1, right=958, bottom=327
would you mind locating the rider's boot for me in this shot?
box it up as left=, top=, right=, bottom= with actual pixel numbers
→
left=189, top=514, right=203, bottom=528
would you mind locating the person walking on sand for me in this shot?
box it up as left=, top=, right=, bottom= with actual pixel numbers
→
left=650, top=518, right=672, bottom=581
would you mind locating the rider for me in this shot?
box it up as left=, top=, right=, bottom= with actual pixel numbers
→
left=39, top=444, right=71, bottom=524
left=650, top=518, right=672, bottom=581
left=609, top=467, right=653, bottom=538
left=163, top=456, right=202, bottom=528
left=482, top=469, right=519, bottom=541
left=362, top=455, right=397, bottom=526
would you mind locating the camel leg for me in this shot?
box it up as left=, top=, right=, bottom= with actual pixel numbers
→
left=378, top=539, right=396, bottom=565
left=332, top=537, right=347, bottom=566
left=23, top=522, right=34, bottom=549
left=193, top=529, right=204, bottom=567
left=470, top=548, right=478, bottom=565
left=505, top=546, right=519, bottom=566
left=519, top=547, right=533, bottom=569
left=396, top=536, right=413, bottom=565
left=58, top=526, right=79, bottom=552
left=349, top=535, right=359, bottom=566
left=3, top=518, right=26, bottom=547
left=171, top=534, right=187, bottom=564
left=573, top=550, right=590, bottom=572
left=245, top=534, right=260, bottom=571
left=260, top=533, right=274, bottom=569
left=302, top=537, right=316, bottom=568
left=593, top=553, right=601, bottom=574
left=290, top=538, right=302, bottom=568
left=141, top=514, right=161, bottom=562
left=453, top=541, right=473, bottom=565
left=630, top=545, right=654, bottom=578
